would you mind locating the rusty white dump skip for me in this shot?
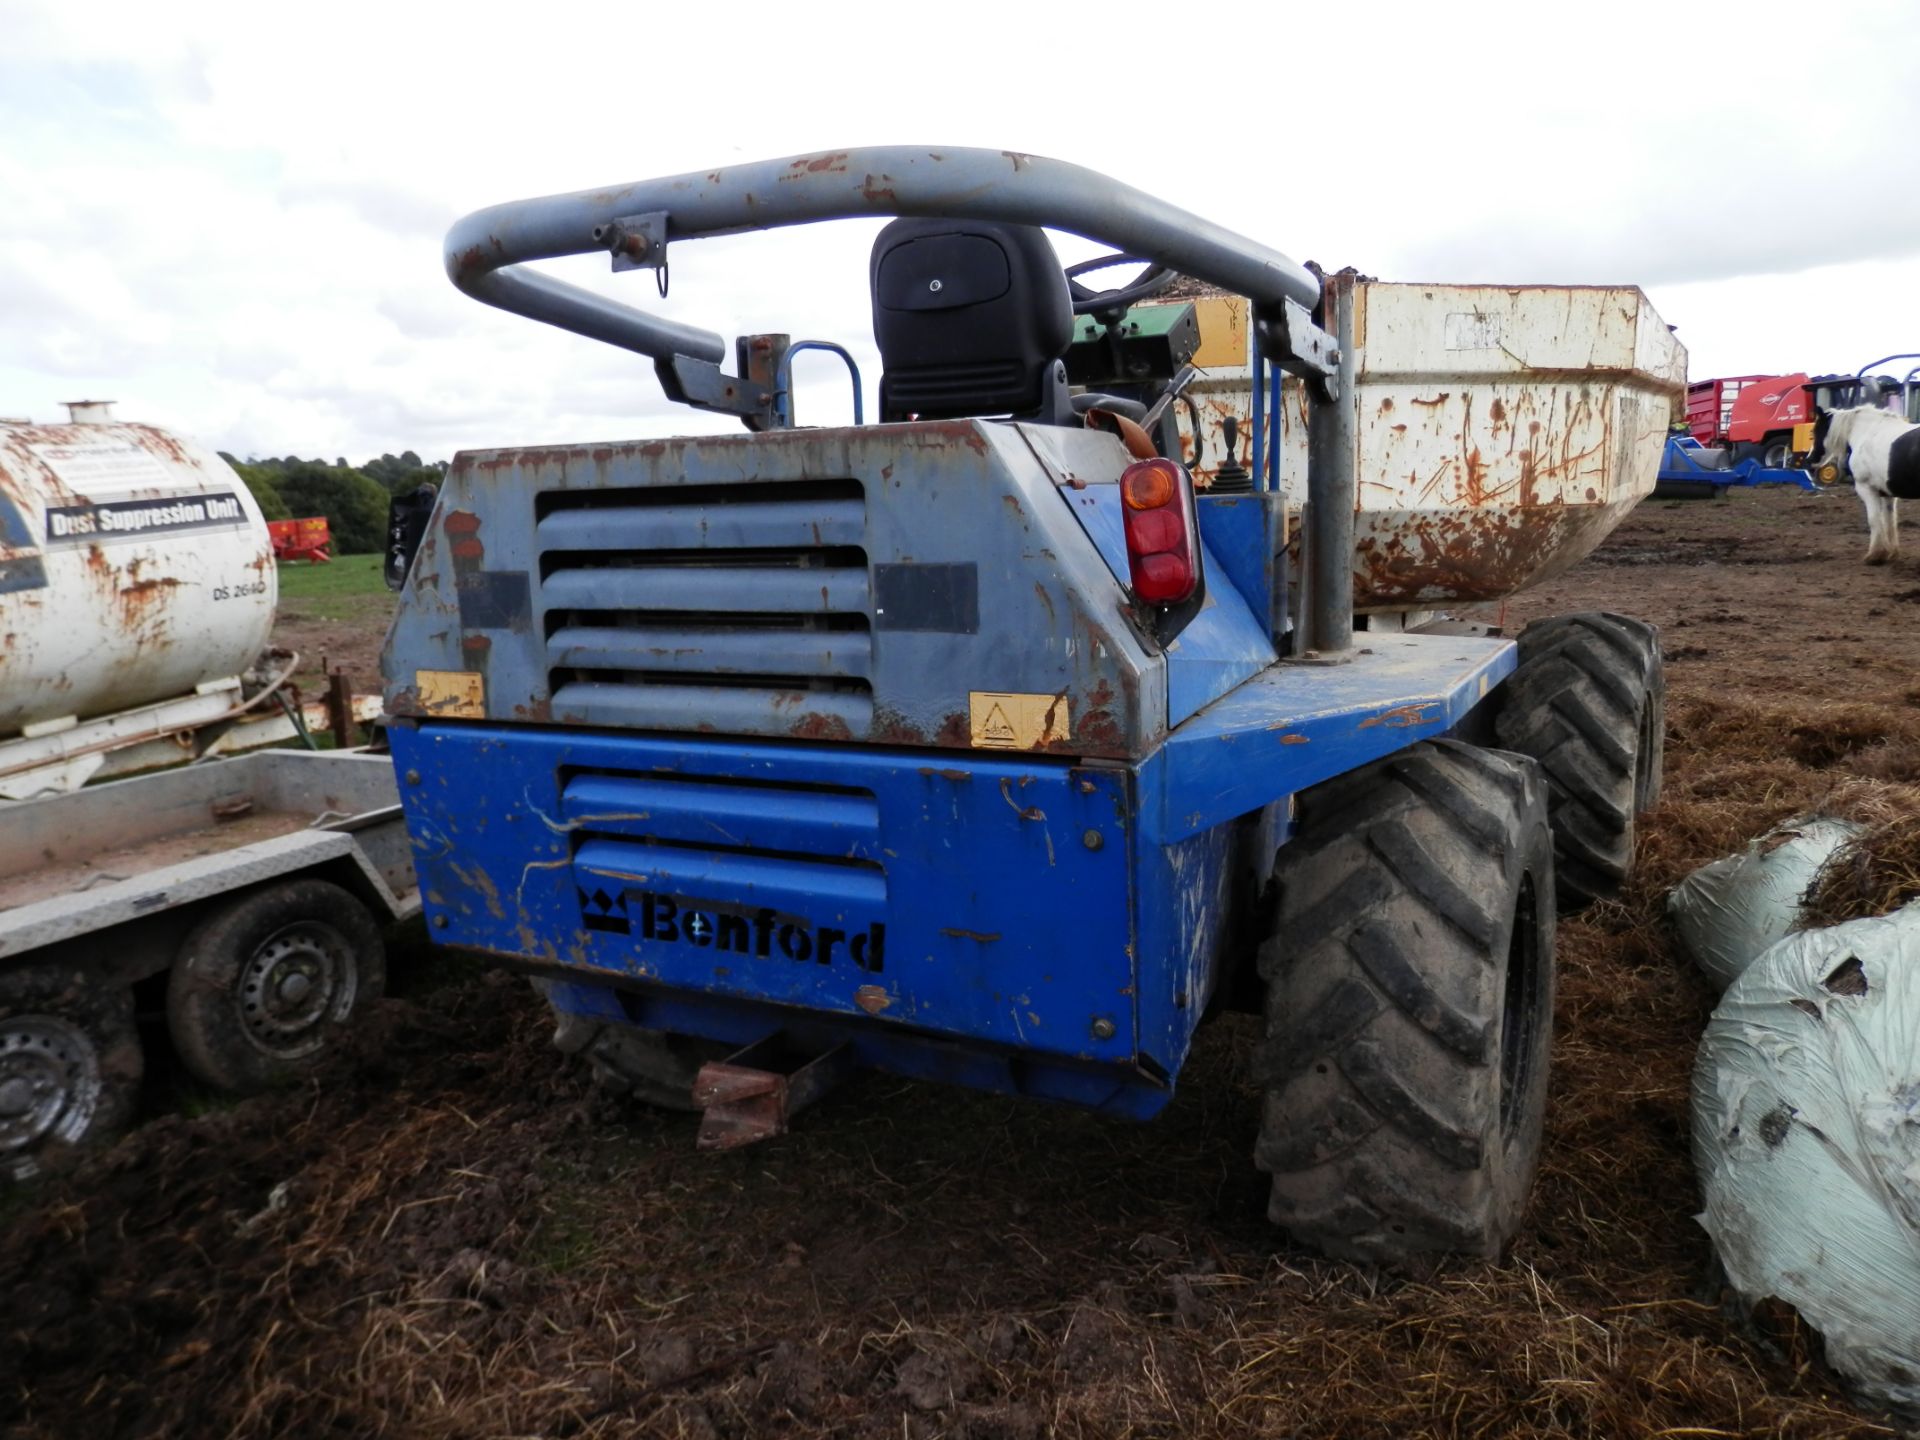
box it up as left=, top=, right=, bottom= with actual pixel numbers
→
left=1168, top=284, right=1688, bottom=613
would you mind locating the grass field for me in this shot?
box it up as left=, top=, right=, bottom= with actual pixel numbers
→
left=275, top=552, right=386, bottom=608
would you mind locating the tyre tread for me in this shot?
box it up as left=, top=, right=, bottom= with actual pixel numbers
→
left=1256, top=740, right=1556, bottom=1264
left=1493, top=611, right=1664, bottom=908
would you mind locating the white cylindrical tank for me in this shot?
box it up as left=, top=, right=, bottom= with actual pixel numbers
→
left=0, top=416, right=277, bottom=737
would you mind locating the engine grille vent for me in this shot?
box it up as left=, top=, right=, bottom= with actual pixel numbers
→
left=536, top=480, right=871, bottom=735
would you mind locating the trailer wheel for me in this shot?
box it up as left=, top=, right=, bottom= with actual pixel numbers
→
left=167, top=880, right=385, bottom=1094
left=1254, top=740, right=1555, bottom=1264
left=0, top=967, right=144, bottom=1183
left=548, top=1007, right=727, bottom=1112
left=1493, top=612, right=1664, bottom=909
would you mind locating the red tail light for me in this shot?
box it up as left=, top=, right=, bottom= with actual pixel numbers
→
left=1120, top=457, right=1199, bottom=605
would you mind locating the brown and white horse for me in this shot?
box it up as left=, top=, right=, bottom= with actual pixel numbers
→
left=1812, top=406, right=1920, bottom=564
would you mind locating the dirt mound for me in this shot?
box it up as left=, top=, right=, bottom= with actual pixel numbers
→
left=0, top=971, right=577, bottom=1438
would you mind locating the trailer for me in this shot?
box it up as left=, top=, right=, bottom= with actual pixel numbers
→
left=1684, top=373, right=1832, bottom=464
left=268, top=516, right=333, bottom=563
left=0, top=750, right=415, bottom=1181
left=1686, top=375, right=1769, bottom=449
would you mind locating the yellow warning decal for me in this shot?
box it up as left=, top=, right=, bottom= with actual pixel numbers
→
left=969, top=691, right=1070, bottom=750
left=1190, top=295, right=1250, bottom=369
left=416, top=669, right=485, bottom=718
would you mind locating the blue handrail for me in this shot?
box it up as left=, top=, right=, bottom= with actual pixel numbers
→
left=772, top=341, right=864, bottom=429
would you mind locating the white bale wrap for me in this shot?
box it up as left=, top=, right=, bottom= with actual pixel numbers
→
left=1692, top=907, right=1920, bottom=1415
left=1668, top=818, right=1862, bottom=991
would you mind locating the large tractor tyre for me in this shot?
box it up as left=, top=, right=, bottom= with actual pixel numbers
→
left=1255, top=740, right=1556, bottom=1265
left=548, top=1005, right=729, bottom=1113
left=1493, top=612, right=1664, bottom=909
left=1, top=966, right=144, bottom=1184
left=167, top=880, right=386, bottom=1094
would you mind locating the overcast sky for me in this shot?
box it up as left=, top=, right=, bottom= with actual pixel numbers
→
left=4, top=0, right=1916, bottom=462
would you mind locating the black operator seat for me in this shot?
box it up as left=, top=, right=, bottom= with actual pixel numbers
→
left=870, top=219, right=1074, bottom=423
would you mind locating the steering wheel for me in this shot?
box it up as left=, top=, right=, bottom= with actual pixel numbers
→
left=1065, top=253, right=1179, bottom=317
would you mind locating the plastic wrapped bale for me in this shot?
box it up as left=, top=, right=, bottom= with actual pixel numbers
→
left=1668, top=817, right=1862, bottom=991
left=1692, top=906, right=1920, bottom=1416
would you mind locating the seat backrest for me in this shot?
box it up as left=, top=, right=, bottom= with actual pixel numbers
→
left=870, top=219, right=1073, bottom=422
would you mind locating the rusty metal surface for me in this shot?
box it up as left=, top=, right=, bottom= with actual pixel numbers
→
left=0, top=808, right=313, bottom=914
left=0, top=751, right=417, bottom=958
left=0, top=421, right=276, bottom=736
left=0, top=748, right=403, bottom=885
left=692, top=1040, right=855, bottom=1150
left=693, top=1063, right=789, bottom=1149
left=382, top=420, right=1170, bottom=759
left=1163, top=283, right=1687, bottom=613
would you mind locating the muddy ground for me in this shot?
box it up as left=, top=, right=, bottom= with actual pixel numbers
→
left=5, top=483, right=1918, bottom=1439
left=268, top=553, right=390, bottom=702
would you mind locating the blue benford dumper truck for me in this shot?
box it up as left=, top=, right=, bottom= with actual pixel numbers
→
left=381, top=147, right=1668, bottom=1263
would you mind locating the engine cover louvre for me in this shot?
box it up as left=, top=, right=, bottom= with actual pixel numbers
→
left=537, top=479, right=874, bottom=735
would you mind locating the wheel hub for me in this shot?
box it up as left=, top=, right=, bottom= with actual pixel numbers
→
left=238, top=927, right=354, bottom=1059
left=0, top=1017, right=102, bottom=1162
left=0, top=1076, right=34, bottom=1117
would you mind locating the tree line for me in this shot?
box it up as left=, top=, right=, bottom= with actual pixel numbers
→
left=220, top=452, right=447, bottom=554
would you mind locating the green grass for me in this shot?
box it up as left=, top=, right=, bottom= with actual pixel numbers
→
left=276, top=553, right=393, bottom=626
left=276, top=552, right=386, bottom=601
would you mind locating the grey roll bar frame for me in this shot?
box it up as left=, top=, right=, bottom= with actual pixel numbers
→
left=442, top=144, right=1353, bottom=653
left=443, top=146, right=1332, bottom=407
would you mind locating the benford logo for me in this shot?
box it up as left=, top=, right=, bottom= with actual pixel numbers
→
left=579, top=886, right=885, bottom=973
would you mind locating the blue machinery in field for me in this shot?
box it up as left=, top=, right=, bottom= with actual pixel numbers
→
left=382, top=147, right=1668, bottom=1261
left=1653, top=434, right=1828, bottom=498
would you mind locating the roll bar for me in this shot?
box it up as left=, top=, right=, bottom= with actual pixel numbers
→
left=442, top=146, right=1356, bottom=657
left=443, top=146, right=1333, bottom=420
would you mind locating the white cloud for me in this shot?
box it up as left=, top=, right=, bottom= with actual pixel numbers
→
left=2, top=0, right=1916, bottom=458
